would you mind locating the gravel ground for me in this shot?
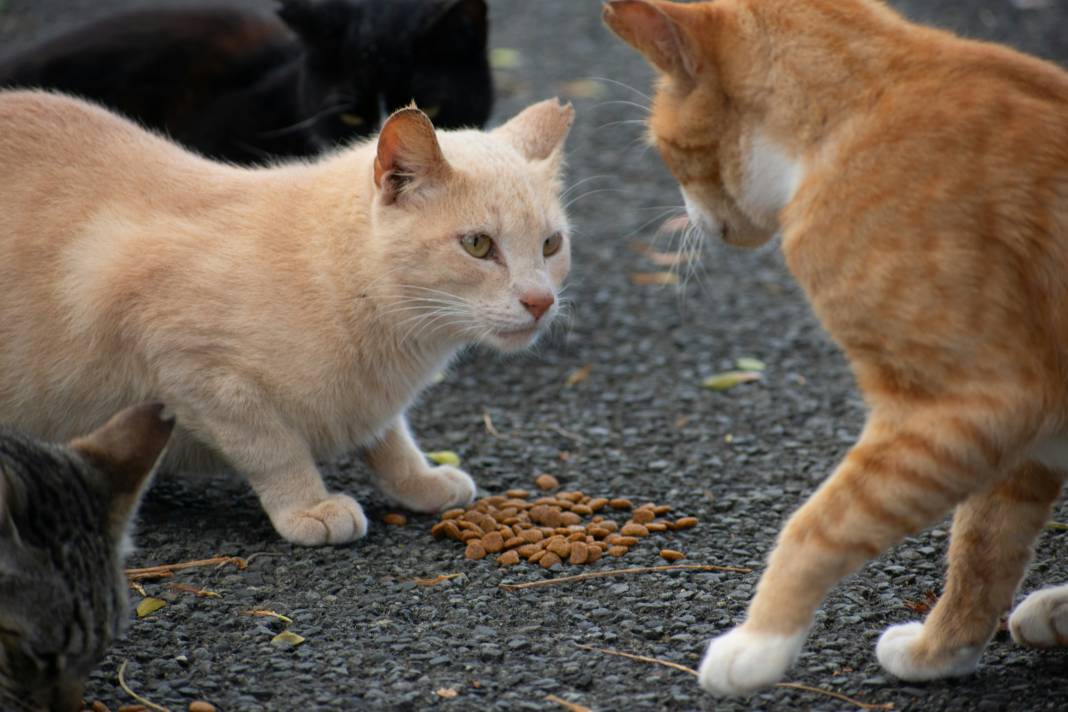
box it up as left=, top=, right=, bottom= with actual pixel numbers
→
left=3, top=1, right=1068, bottom=710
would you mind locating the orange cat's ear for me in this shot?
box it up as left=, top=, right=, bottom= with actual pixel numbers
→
left=494, top=98, right=575, bottom=167
left=374, top=108, right=451, bottom=205
left=603, top=0, right=701, bottom=78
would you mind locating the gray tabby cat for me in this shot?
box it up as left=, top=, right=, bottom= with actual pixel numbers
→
left=0, top=404, right=173, bottom=712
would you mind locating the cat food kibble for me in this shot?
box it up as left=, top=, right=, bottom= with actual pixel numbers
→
left=433, top=486, right=697, bottom=569
left=534, top=473, right=560, bottom=490
left=189, top=703, right=218, bottom=712
left=382, top=513, right=407, bottom=526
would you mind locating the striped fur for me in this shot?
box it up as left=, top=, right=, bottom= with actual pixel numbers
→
left=605, top=0, right=1068, bottom=695
left=0, top=405, right=171, bottom=712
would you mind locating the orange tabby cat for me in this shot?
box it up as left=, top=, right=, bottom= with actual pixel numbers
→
left=606, top=0, right=1068, bottom=696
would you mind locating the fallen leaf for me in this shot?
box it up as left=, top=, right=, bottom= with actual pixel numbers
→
left=426, top=450, right=461, bottom=466
left=128, top=580, right=147, bottom=597
left=735, top=357, right=766, bottom=372
left=244, top=609, right=294, bottom=624
left=1046, top=521, right=1068, bottom=531
left=489, top=47, right=522, bottom=70
left=558, top=79, right=606, bottom=99
left=702, top=370, right=762, bottom=391
left=270, top=631, right=305, bottom=649
left=564, top=363, right=592, bottom=387
left=435, top=688, right=459, bottom=699
left=629, top=271, right=679, bottom=286
left=135, top=597, right=166, bottom=618
left=414, top=573, right=463, bottom=587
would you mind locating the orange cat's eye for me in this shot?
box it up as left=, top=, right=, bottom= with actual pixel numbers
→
left=543, top=232, right=563, bottom=257
left=461, top=233, right=494, bottom=259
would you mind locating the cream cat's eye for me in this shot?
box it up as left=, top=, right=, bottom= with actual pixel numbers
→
left=460, top=232, right=494, bottom=259
left=543, top=232, right=563, bottom=257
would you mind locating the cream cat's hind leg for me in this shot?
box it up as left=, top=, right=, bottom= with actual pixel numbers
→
left=364, top=417, right=476, bottom=512
left=877, top=462, right=1061, bottom=681
left=1010, top=585, right=1068, bottom=648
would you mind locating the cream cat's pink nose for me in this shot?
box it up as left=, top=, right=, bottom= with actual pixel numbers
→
left=520, top=292, right=554, bottom=320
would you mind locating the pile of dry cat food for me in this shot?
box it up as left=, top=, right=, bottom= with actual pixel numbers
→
left=431, top=474, right=697, bottom=568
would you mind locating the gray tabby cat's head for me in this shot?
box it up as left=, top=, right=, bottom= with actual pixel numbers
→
left=0, top=404, right=173, bottom=712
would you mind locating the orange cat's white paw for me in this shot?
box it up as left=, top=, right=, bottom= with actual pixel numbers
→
left=1009, top=587, right=1068, bottom=648
left=274, top=494, right=368, bottom=546
left=877, top=622, right=981, bottom=680
left=380, top=465, right=476, bottom=513
left=698, top=626, right=805, bottom=696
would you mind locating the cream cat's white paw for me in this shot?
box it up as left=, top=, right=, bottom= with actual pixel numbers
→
left=876, top=622, right=981, bottom=680
left=698, top=626, right=805, bottom=696
left=382, top=465, right=477, bottom=513
left=274, top=494, right=368, bottom=546
left=1009, top=587, right=1068, bottom=648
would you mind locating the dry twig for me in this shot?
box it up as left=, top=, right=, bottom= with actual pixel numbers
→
left=117, top=660, right=170, bottom=712
left=499, top=564, right=751, bottom=591
left=414, top=573, right=464, bottom=587
left=242, top=609, right=293, bottom=624
left=125, top=556, right=247, bottom=581
left=575, top=645, right=894, bottom=711
left=546, top=693, right=594, bottom=712
left=166, top=582, right=221, bottom=598
left=483, top=409, right=502, bottom=438
left=546, top=423, right=588, bottom=444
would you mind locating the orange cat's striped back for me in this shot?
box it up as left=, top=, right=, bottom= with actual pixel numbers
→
left=605, top=0, right=1068, bottom=697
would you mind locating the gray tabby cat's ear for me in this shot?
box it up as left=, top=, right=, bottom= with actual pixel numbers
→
left=494, top=98, right=574, bottom=168
left=70, top=403, right=173, bottom=530
left=374, top=108, right=451, bottom=205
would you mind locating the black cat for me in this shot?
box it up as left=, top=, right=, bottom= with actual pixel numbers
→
left=0, top=0, right=493, bottom=164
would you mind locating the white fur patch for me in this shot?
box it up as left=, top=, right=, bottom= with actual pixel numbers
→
left=681, top=188, right=723, bottom=240
left=877, top=622, right=982, bottom=680
left=1009, top=586, right=1068, bottom=648
left=740, top=131, right=801, bottom=226
left=698, top=626, right=806, bottom=697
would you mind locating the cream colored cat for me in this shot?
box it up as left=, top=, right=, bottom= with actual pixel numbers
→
left=0, top=90, right=573, bottom=546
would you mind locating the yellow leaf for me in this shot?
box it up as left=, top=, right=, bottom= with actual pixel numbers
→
left=435, top=688, right=459, bottom=699
left=270, top=631, right=305, bottom=649
left=564, top=363, right=592, bottom=387
left=136, top=597, right=167, bottom=618
left=559, top=79, right=606, bottom=99
left=629, top=271, right=679, bottom=286
left=735, top=357, right=766, bottom=372
left=490, top=47, right=522, bottom=70
left=426, top=450, right=460, bottom=467
left=702, top=371, right=762, bottom=391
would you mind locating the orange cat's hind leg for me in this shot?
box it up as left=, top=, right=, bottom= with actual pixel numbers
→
left=1010, top=584, right=1068, bottom=648
left=877, top=462, right=1063, bottom=680
left=699, top=409, right=1013, bottom=696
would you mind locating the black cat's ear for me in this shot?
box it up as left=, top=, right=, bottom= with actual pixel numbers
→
left=603, top=0, right=703, bottom=79
left=495, top=98, right=574, bottom=171
left=374, top=108, right=451, bottom=205
left=70, top=403, right=174, bottom=535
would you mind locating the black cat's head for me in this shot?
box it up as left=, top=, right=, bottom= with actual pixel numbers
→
left=277, top=0, right=493, bottom=139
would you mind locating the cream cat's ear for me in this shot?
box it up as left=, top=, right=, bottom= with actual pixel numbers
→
left=374, top=108, right=451, bottom=205
left=494, top=98, right=575, bottom=169
left=603, top=0, right=702, bottom=78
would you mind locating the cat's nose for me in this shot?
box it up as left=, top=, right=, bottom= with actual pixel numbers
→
left=520, top=291, right=555, bottom=321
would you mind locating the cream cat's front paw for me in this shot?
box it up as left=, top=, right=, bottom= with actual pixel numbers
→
left=698, top=626, right=806, bottom=696
left=876, top=622, right=982, bottom=680
left=1009, top=587, right=1068, bottom=648
left=380, top=465, right=476, bottom=513
left=273, top=494, right=368, bottom=546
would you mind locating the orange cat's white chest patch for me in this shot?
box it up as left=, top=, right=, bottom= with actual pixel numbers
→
left=739, top=130, right=802, bottom=228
